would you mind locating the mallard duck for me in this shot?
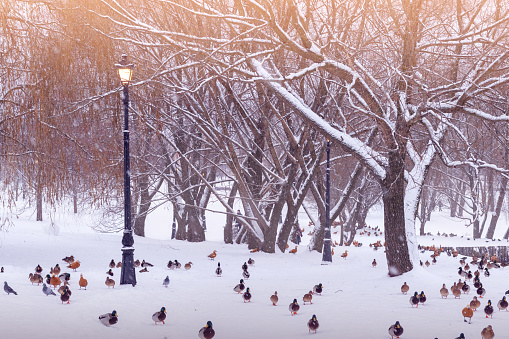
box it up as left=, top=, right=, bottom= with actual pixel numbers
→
left=497, top=295, right=508, bottom=311
left=198, top=320, right=215, bottom=339
left=152, top=307, right=166, bottom=325
left=410, top=292, right=419, bottom=308
left=455, top=333, right=465, bottom=339
left=215, top=263, right=222, bottom=277
left=372, top=259, right=377, bottom=268
left=173, top=260, right=181, bottom=269
left=481, top=325, right=495, bottom=339
left=167, top=261, right=174, bottom=269
left=233, top=279, right=245, bottom=294
left=62, top=255, right=74, bottom=264
left=99, top=310, right=118, bottom=326
left=208, top=250, right=217, bottom=260
left=4, top=281, right=17, bottom=295
left=139, top=267, right=149, bottom=273
left=484, top=299, right=494, bottom=318
left=50, top=275, right=61, bottom=289
left=116, top=261, right=122, bottom=268
left=303, top=291, right=313, bottom=305
left=270, top=291, right=278, bottom=306
left=440, top=284, right=449, bottom=298
left=461, top=282, right=470, bottom=294
left=419, top=291, right=426, bottom=305
left=242, top=262, right=248, bottom=271
left=243, top=287, right=251, bottom=303
left=307, top=314, right=319, bottom=333
left=79, top=274, right=88, bottom=290
left=141, top=260, right=153, bottom=268
left=58, top=281, right=70, bottom=295
left=466, top=270, right=473, bottom=280
left=484, top=267, right=490, bottom=277
left=29, top=273, right=43, bottom=286
left=106, top=269, right=114, bottom=276
left=134, top=259, right=141, bottom=267
left=313, top=283, right=323, bottom=295
left=462, top=305, right=473, bottom=323
left=109, top=260, right=116, bottom=269
left=247, top=258, right=255, bottom=266
left=59, top=272, right=71, bottom=283
left=163, top=276, right=170, bottom=288
left=185, top=262, right=193, bottom=270
left=67, top=261, right=80, bottom=271
left=51, top=264, right=61, bottom=276
left=388, top=321, right=403, bottom=339
left=42, top=283, right=56, bottom=296
left=289, top=298, right=300, bottom=315
left=474, top=277, right=481, bottom=289
left=60, top=286, right=71, bottom=304
left=35, top=265, right=43, bottom=275
left=470, top=296, right=481, bottom=311
left=477, top=283, right=486, bottom=298
left=105, top=277, right=115, bottom=288
left=242, top=269, right=250, bottom=280
left=401, top=282, right=409, bottom=295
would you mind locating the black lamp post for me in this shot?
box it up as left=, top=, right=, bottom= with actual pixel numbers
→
left=322, top=139, right=333, bottom=264
left=115, top=54, right=136, bottom=286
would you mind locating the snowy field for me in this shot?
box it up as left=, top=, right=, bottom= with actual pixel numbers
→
left=1, top=201, right=509, bottom=339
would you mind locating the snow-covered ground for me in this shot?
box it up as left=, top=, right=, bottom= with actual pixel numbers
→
left=1, top=202, right=509, bottom=339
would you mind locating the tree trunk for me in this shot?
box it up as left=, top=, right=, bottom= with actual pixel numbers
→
left=224, top=183, right=238, bottom=244
left=186, top=206, right=205, bottom=242
left=133, top=176, right=150, bottom=237
left=36, top=179, right=43, bottom=221
left=486, top=175, right=508, bottom=239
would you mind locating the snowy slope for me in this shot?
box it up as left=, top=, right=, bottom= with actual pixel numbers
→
left=1, top=204, right=509, bottom=339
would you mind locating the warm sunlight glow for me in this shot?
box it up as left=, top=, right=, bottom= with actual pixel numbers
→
left=115, top=54, right=134, bottom=85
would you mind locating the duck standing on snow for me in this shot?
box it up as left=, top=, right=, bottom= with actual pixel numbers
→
left=185, top=262, right=193, bottom=270
left=289, top=298, right=300, bottom=315
left=243, top=288, right=252, bottom=303
left=233, top=279, right=245, bottom=294
left=481, top=325, right=495, bottom=339
left=167, top=261, right=174, bottom=269
left=440, top=284, right=449, bottom=298
left=270, top=291, right=278, bottom=306
left=455, top=333, right=465, bottom=339
left=198, top=321, right=215, bottom=339
left=470, top=296, right=481, bottom=311
left=388, top=321, right=403, bottom=339
left=484, top=300, right=494, bottom=318
left=106, top=269, right=114, bottom=276
left=60, top=286, right=71, bottom=304
left=497, top=295, right=508, bottom=311
left=208, top=250, right=217, bottom=260
left=307, top=314, right=319, bottom=333
left=99, top=310, right=118, bottom=326
left=477, top=283, right=486, bottom=298
left=313, top=283, right=323, bottom=295
left=242, top=262, right=248, bottom=271
left=109, top=260, right=116, bottom=269
left=174, top=260, right=181, bottom=269
left=303, top=291, right=313, bottom=305
left=35, top=265, right=43, bottom=275
left=105, top=276, right=115, bottom=288
left=79, top=274, right=88, bottom=290
left=372, top=259, right=377, bottom=268
left=29, top=273, right=43, bottom=286
left=462, top=305, right=473, bottom=323
left=410, top=292, right=419, bottom=308
left=419, top=291, right=426, bottom=305
left=141, top=260, right=153, bottom=268
left=248, top=258, right=255, bottom=266
left=401, top=282, right=409, bottom=295
left=215, top=263, right=222, bottom=277
left=484, top=267, right=490, bottom=277
left=152, top=307, right=166, bottom=325
left=462, top=282, right=470, bottom=294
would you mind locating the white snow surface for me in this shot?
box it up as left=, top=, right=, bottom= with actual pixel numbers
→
left=1, top=203, right=509, bottom=339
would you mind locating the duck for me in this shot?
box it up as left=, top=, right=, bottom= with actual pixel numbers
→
left=62, top=255, right=74, bottom=264
left=29, top=273, right=43, bottom=286
left=208, top=250, right=217, bottom=260
left=372, top=259, right=377, bottom=268
left=198, top=321, right=215, bottom=339
left=388, top=321, right=403, bottom=339
left=173, top=260, right=181, bottom=269
left=470, top=296, right=481, bottom=311
left=484, top=299, right=494, bottom=318
left=99, top=310, right=118, bottom=326
left=116, top=261, right=122, bottom=268
left=289, top=298, right=300, bottom=315
left=215, top=263, right=222, bottom=277
left=401, top=282, right=409, bottom=295
left=185, top=262, right=193, bottom=270
left=152, top=307, right=166, bottom=325
left=35, top=265, right=43, bottom=275
left=51, top=264, right=61, bottom=276
left=303, top=291, right=313, bottom=305
left=243, top=287, right=252, bottom=303
left=42, top=283, right=56, bottom=296
left=410, top=292, right=420, bottom=308
left=440, top=284, right=449, bottom=298
left=477, top=283, right=486, bottom=298
left=313, top=283, right=323, bottom=295
left=141, top=260, right=153, bottom=268
left=242, top=269, right=250, bottom=280
left=340, top=250, right=348, bottom=259
left=59, top=272, right=71, bottom=283
left=233, top=279, right=245, bottom=294
left=167, top=261, right=174, bottom=269
left=462, top=282, right=470, bottom=294
left=419, top=291, right=426, bottom=305
left=242, top=262, right=248, bottom=271
left=466, top=270, right=473, bottom=280
left=484, top=267, right=490, bottom=277
left=139, top=267, right=149, bottom=273
left=270, top=291, right=278, bottom=306
left=67, top=261, right=80, bottom=271
left=106, top=269, right=114, bottom=276
left=60, top=286, right=71, bottom=304
left=462, top=305, right=473, bottom=323
left=247, top=258, right=255, bottom=266
left=481, top=325, right=495, bottom=339
left=109, top=260, right=116, bottom=269
left=425, top=260, right=430, bottom=267
left=105, top=277, right=115, bottom=288
left=497, top=295, right=508, bottom=311
left=163, top=276, right=170, bottom=288
left=474, top=276, right=481, bottom=289
left=0, top=267, right=3, bottom=273
left=458, top=267, right=466, bottom=277
left=79, top=274, right=88, bottom=290
left=58, top=281, right=70, bottom=295
left=50, top=275, right=61, bottom=289
left=134, top=259, right=141, bottom=267
left=307, top=314, right=319, bottom=333
left=455, top=333, right=465, bottom=339
left=452, top=285, right=462, bottom=299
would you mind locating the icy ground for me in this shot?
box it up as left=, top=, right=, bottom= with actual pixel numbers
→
left=1, top=204, right=509, bottom=338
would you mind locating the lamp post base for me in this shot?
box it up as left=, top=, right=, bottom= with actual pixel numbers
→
left=120, top=247, right=136, bottom=286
